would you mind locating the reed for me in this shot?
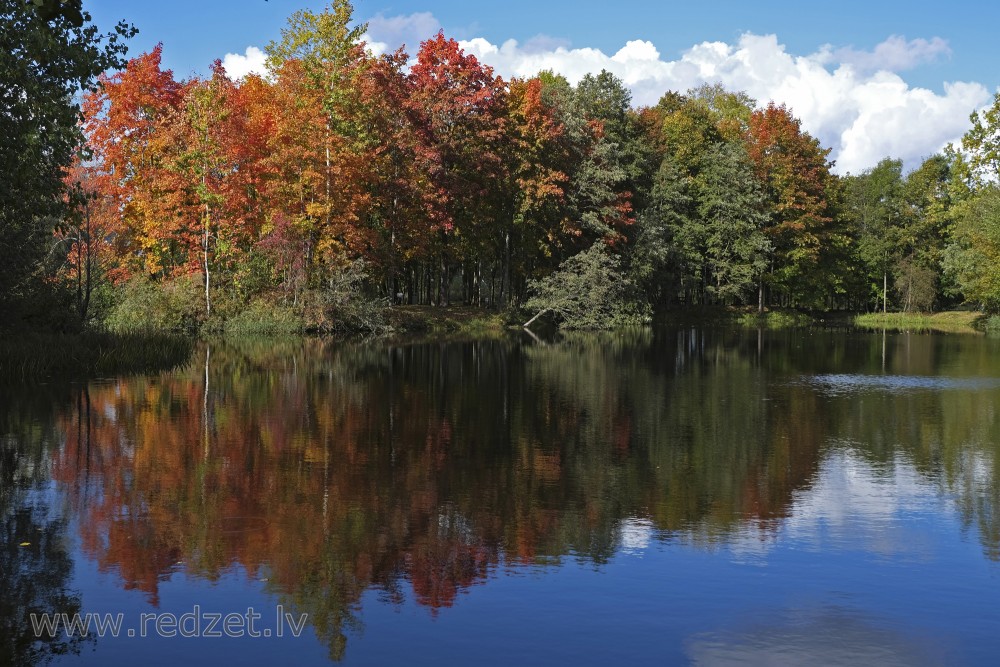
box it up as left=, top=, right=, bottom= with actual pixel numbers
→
left=0, top=332, right=194, bottom=383
left=852, top=311, right=981, bottom=334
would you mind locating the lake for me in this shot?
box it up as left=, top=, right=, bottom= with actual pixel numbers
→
left=3, top=328, right=1000, bottom=666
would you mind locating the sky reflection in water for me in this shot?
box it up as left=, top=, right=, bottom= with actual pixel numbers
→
left=1, top=329, right=999, bottom=665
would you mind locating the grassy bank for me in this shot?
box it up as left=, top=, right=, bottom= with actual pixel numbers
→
left=733, top=309, right=818, bottom=328
left=852, top=311, right=982, bottom=333
left=654, top=307, right=818, bottom=328
left=0, top=332, right=194, bottom=383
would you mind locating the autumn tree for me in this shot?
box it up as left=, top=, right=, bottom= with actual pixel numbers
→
left=407, top=32, right=507, bottom=305
left=82, top=45, right=183, bottom=279
left=264, top=0, right=372, bottom=286
left=52, top=163, right=112, bottom=323
left=491, top=76, right=574, bottom=305
left=745, top=103, right=840, bottom=307
left=354, top=49, right=430, bottom=300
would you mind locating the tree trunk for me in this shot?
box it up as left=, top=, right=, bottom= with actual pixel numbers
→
left=523, top=308, right=550, bottom=329
left=82, top=201, right=92, bottom=321
left=203, top=191, right=211, bottom=318
left=883, top=270, right=887, bottom=314
left=501, top=230, right=511, bottom=307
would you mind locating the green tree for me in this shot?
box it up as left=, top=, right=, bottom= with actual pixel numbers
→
left=0, top=0, right=132, bottom=325
left=629, top=156, right=692, bottom=307
left=575, top=70, right=652, bottom=191
left=897, top=154, right=952, bottom=310
left=688, top=83, right=756, bottom=143
left=264, top=0, right=367, bottom=117
left=961, top=91, right=1000, bottom=187
left=943, top=187, right=1000, bottom=312
left=843, top=158, right=904, bottom=312
left=573, top=71, right=651, bottom=223
left=631, top=87, right=764, bottom=308
left=944, top=92, right=1000, bottom=312
left=523, top=243, right=647, bottom=330
left=696, top=141, right=771, bottom=305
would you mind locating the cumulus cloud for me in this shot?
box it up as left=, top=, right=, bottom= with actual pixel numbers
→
left=221, top=46, right=267, bottom=80
left=364, top=11, right=442, bottom=55
left=456, top=31, right=988, bottom=173
left=223, top=9, right=990, bottom=174
left=815, top=35, right=952, bottom=74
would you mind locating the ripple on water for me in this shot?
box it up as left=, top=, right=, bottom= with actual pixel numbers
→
left=799, top=374, right=1000, bottom=395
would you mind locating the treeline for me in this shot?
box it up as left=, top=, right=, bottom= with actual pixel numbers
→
left=9, top=0, right=1000, bottom=333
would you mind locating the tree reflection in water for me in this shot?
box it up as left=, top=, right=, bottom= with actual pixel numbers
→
left=1, top=387, right=90, bottom=665
left=3, top=329, right=999, bottom=660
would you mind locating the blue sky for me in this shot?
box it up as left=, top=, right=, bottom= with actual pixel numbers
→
left=84, top=0, right=1000, bottom=173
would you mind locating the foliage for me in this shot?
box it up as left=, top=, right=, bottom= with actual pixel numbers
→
left=10, top=0, right=994, bottom=331
left=982, top=315, right=1000, bottom=334
left=306, top=259, right=392, bottom=335
left=524, top=244, right=649, bottom=329
left=893, top=256, right=937, bottom=312
left=842, top=158, right=904, bottom=310
left=943, top=188, right=1000, bottom=312
left=961, top=91, right=1000, bottom=187
left=745, top=103, right=840, bottom=305
left=695, top=142, right=770, bottom=303
left=0, top=0, right=133, bottom=317
left=104, top=276, right=205, bottom=333
left=629, top=155, right=691, bottom=307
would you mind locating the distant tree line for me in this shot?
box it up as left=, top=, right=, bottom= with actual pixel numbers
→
left=7, top=0, right=1000, bottom=332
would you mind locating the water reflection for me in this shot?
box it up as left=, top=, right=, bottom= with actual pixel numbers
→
left=804, top=373, right=1000, bottom=394
left=2, top=329, right=1000, bottom=661
left=0, top=388, right=90, bottom=665
left=687, top=606, right=946, bottom=666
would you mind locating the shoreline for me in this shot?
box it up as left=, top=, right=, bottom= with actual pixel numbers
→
left=1, top=308, right=990, bottom=384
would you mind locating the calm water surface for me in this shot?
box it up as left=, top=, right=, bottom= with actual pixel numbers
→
left=3, top=328, right=1000, bottom=666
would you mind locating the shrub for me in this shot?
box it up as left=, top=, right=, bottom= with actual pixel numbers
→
left=304, top=260, right=391, bottom=334
left=222, top=300, right=303, bottom=335
left=104, top=276, right=205, bottom=333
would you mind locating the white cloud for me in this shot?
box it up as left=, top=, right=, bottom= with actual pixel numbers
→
left=520, top=34, right=571, bottom=55
left=221, top=46, right=267, bottom=80
left=456, top=31, right=989, bottom=174
left=816, top=35, right=952, bottom=74
left=224, top=10, right=990, bottom=174
left=364, top=11, right=442, bottom=54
